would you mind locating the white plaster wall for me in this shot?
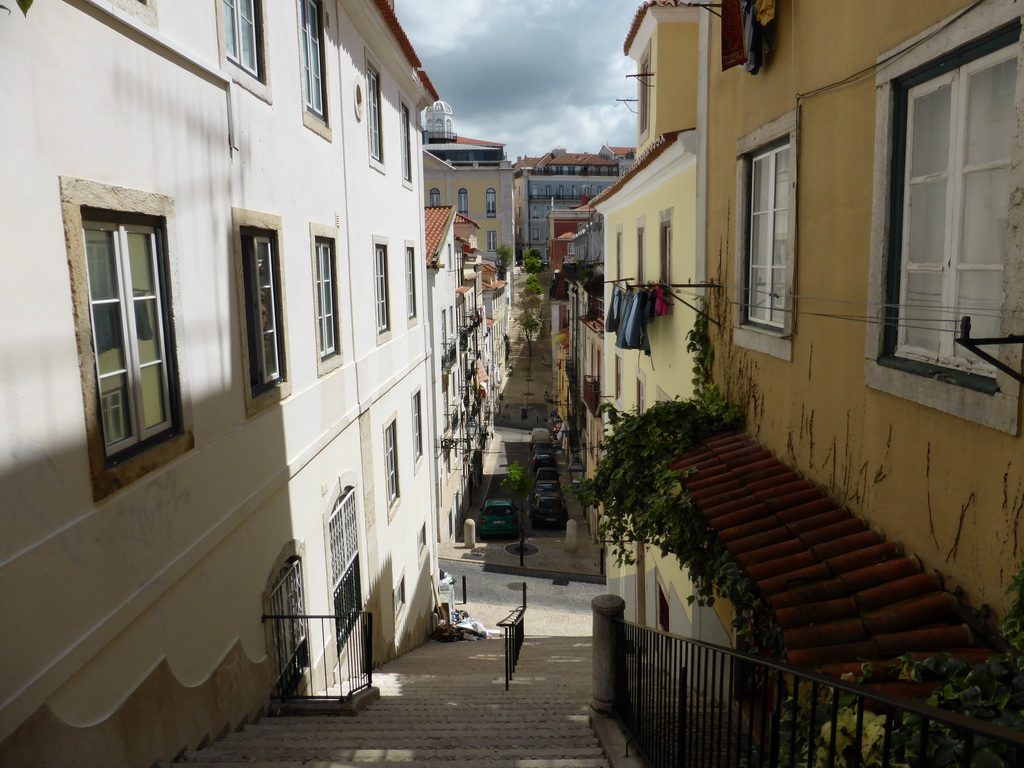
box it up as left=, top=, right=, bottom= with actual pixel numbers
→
left=0, top=0, right=435, bottom=747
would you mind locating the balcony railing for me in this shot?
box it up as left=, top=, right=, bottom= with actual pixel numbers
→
left=610, top=618, right=1024, bottom=768
left=582, top=376, right=601, bottom=417
left=441, top=340, right=458, bottom=372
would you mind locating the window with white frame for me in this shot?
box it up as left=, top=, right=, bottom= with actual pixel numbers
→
left=406, top=246, right=417, bottom=318
left=745, top=141, right=790, bottom=329
left=241, top=229, right=285, bottom=394
left=368, top=64, right=383, bottom=162
left=457, top=188, right=468, bottom=215
left=313, top=238, right=338, bottom=361
left=659, top=221, right=672, bottom=285
left=84, top=216, right=176, bottom=457
left=299, top=0, right=325, bottom=119
left=636, top=226, right=645, bottom=281
left=486, top=230, right=497, bottom=252
left=486, top=188, right=496, bottom=217
left=412, top=390, right=423, bottom=459
left=223, top=0, right=261, bottom=79
left=887, top=30, right=1016, bottom=377
left=384, top=419, right=399, bottom=504
left=374, top=243, right=390, bottom=333
left=394, top=573, right=406, bottom=614
left=418, top=522, right=426, bottom=554
left=401, top=104, right=412, bottom=181
left=429, top=188, right=441, bottom=206
left=639, top=49, right=651, bottom=137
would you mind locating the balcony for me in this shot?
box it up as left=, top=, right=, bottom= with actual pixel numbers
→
left=440, top=340, right=458, bottom=372
left=582, top=376, right=601, bottom=417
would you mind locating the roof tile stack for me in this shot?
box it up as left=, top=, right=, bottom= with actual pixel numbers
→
left=672, top=431, right=996, bottom=683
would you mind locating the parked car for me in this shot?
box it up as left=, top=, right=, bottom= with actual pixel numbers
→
left=532, top=440, right=556, bottom=456
left=531, top=480, right=562, bottom=504
left=530, top=427, right=553, bottom=448
left=534, top=467, right=559, bottom=484
left=478, top=499, right=519, bottom=538
left=533, top=452, right=557, bottom=471
left=531, top=493, right=568, bottom=528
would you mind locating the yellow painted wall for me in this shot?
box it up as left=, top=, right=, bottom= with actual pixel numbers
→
left=636, top=14, right=699, bottom=155
left=602, top=160, right=698, bottom=413
left=703, top=0, right=1024, bottom=615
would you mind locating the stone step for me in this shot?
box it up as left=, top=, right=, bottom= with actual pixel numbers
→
left=173, top=760, right=609, bottom=768
left=231, top=721, right=593, bottom=737
left=182, top=745, right=606, bottom=761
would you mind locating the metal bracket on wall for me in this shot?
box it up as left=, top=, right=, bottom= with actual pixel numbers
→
left=955, top=316, right=1024, bottom=385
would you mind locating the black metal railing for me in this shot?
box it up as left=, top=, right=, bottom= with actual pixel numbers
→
left=583, top=376, right=601, bottom=416
left=441, top=340, right=458, bottom=371
left=613, top=619, right=1024, bottom=768
left=497, top=585, right=527, bottom=691
left=263, top=612, right=373, bottom=702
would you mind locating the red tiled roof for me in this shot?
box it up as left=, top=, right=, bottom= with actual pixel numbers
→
left=674, top=431, right=998, bottom=680
left=424, top=206, right=455, bottom=261
left=454, top=212, right=480, bottom=229
left=455, top=285, right=470, bottom=295
left=372, top=0, right=422, bottom=69
left=591, top=129, right=689, bottom=208
left=455, top=135, right=506, bottom=147
left=537, top=152, right=617, bottom=168
left=624, top=0, right=694, bottom=54
left=417, top=69, right=440, bottom=102
left=606, top=146, right=635, bottom=155
left=556, top=232, right=575, bottom=240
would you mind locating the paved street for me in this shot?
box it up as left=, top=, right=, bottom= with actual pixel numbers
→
left=438, top=558, right=606, bottom=636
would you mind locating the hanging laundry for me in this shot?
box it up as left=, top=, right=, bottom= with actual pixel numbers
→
left=653, top=285, right=669, bottom=317
left=605, top=285, right=622, bottom=334
left=615, top=290, right=643, bottom=350
left=755, top=0, right=775, bottom=25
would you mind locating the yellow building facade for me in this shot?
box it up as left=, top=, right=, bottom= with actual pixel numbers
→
left=594, top=4, right=728, bottom=640
left=702, top=0, right=1024, bottom=619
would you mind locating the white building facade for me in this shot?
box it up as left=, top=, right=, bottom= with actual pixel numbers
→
left=0, top=1, right=439, bottom=765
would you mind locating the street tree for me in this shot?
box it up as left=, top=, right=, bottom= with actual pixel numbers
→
left=523, top=249, right=542, bottom=275
left=515, top=289, right=544, bottom=359
left=496, top=243, right=514, bottom=272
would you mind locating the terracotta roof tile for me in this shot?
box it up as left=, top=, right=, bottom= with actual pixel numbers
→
left=455, top=135, right=505, bottom=147
left=624, top=0, right=694, bottom=54
left=424, top=206, right=455, bottom=261
left=417, top=69, right=439, bottom=102
left=373, top=0, right=422, bottom=69
left=454, top=212, right=479, bottom=228
left=677, top=431, right=999, bottom=680
left=592, top=130, right=690, bottom=208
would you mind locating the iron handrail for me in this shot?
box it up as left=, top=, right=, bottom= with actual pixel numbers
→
left=262, top=611, right=372, bottom=702
left=613, top=617, right=1024, bottom=768
left=497, top=601, right=526, bottom=691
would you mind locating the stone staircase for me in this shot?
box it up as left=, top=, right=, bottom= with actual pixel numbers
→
left=167, top=634, right=610, bottom=768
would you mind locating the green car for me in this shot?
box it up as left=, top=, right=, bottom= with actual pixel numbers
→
left=478, top=499, right=520, bottom=538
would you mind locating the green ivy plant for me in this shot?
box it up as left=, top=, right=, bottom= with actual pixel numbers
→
left=1002, top=556, right=1024, bottom=652
left=2, top=0, right=33, bottom=15
left=575, top=304, right=782, bottom=651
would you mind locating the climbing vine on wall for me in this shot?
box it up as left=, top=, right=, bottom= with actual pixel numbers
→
left=576, top=303, right=782, bottom=653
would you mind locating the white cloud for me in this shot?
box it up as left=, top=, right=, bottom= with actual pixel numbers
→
left=400, top=0, right=639, bottom=159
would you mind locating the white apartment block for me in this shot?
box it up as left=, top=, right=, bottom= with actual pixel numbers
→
left=0, top=1, right=439, bottom=764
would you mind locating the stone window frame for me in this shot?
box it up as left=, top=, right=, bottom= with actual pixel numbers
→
left=60, top=176, right=194, bottom=502
left=864, top=3, right=1024, bottom=434
left=733, top=109, right=798, bottom=362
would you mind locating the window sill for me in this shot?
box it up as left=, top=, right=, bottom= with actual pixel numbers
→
left=316, top=351, right=345, bottom=378
left=90, top=431, right=194, bottom=502
left=227, top=63, right=272, bottom=105
left=376, top=328, right=393, bottom=346
left=370, top=156, right=386, bottom=175
left=302, top=111, right=332, bottom=142
left=245, top=380, right=292, bottom=419
left=733, top=324, right=792, bottom=362
left=865, top=356, right=1018, bottom=435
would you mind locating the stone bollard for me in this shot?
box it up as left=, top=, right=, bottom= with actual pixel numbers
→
left=464, top=518, right=476, bottom=549
left=564, top=519, right=578, bottom=552
left=590, top=594, right=625, bottom=716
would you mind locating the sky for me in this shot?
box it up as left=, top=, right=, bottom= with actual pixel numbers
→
left=398, top=0, right=641, bottom=162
